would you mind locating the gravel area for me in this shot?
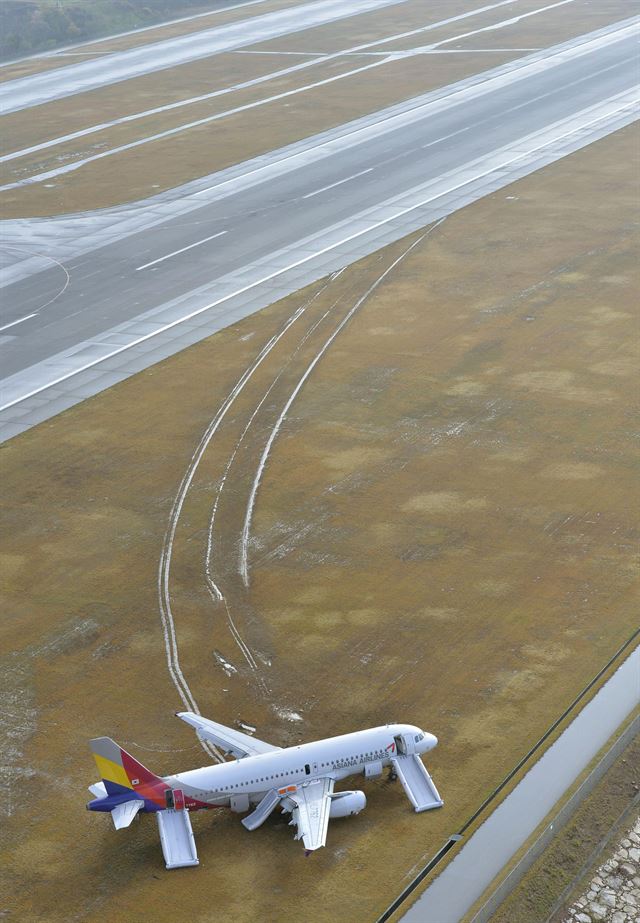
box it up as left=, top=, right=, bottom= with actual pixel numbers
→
left=563, top=818, right=640, bottom=923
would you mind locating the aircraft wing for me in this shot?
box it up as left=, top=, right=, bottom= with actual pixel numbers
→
left=287, top=777, right=334, bottom=852
left=176, top=712, right=281, bottom=759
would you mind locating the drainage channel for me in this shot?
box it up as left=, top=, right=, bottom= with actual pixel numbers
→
left=378, top=627, right=640, bottom=923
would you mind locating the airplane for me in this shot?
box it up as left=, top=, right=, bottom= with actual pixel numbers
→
left=87, top=712, right=443, bottom=868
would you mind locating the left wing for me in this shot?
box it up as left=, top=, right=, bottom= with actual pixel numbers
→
left=177, top=712, right=280, bottom=759
left=285, top=777, right=334, bottom=853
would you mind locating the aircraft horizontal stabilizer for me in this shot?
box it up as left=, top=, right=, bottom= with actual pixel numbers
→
left=88, top=781, right=107, bottom=799
left=111, top=800, right=144, bottom=830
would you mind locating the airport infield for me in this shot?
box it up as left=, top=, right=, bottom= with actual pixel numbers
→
left=0, top=1, right=638, bottom=921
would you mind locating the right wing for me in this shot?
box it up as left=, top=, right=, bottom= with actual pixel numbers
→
left=177, top=712, right=281, bottom=759
left=285, top=777, right=334, bottom=852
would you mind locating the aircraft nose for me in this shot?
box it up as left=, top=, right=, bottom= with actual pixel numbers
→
left=425, top=733, right=438, bottom=750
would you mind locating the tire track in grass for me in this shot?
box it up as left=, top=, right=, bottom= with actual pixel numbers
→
left=157, top=276, right=338, bottom=752
left=239, top=219, right=444, bottom=586
left=204, top=273, right=343, bottom=689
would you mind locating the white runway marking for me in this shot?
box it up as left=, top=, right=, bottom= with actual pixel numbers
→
left=237, top=50, right=325, bottom=56
left=238, top=220, right=444, bottom=586
left=302, top=168, right=373, bottom=199
left=53, top=52, right=113, bottom=57
left=0, top=313, right=38, bottom=332
left=422, top=127, right=471, bottom=148
left=0, top=245, right=71, bottom=314
left=135, top=231, right=226, bottom=270
left=419, top=47, right=541, bottom=54
left=417, top=53, right=635, bottom=152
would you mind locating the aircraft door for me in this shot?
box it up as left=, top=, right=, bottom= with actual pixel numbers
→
left=394, top=734, right=416, bottom=756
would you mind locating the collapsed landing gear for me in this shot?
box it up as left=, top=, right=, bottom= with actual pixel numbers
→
left=388, top=767, right=397, bottom=782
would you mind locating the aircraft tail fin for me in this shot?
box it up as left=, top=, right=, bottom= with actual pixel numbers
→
left=90, top=737, right=168, bottom=805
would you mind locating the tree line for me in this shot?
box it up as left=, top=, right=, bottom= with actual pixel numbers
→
left=0, top=1, right=225, bottom=61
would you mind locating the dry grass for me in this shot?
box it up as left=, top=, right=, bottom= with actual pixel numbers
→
left=0, top=125, right=638, bottom=921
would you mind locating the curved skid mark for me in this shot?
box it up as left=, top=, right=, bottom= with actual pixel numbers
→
left=157, top=293, right=321, bottom=750
left=122, top=740, right=201, bottom=753
left=239, top=221, right=445, bottom=585
left=205, top=581, right=260, bottom=676
left=1, top=244, right=70, bottom=312
left=204, top=298, right=310, bottom=602
left=204, top=273, right=343, bottom=679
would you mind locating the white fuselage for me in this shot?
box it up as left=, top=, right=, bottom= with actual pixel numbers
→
left=168, top=723, right=437, bottom=806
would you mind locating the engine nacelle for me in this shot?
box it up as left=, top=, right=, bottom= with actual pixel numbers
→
left=329, top=790, right=366, bottom=819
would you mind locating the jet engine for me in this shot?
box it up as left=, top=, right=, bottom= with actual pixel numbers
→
left=329, top=790, right=366, bottom=818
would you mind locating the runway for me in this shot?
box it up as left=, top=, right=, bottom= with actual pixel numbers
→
left=0, top=16, right=637, bottom=440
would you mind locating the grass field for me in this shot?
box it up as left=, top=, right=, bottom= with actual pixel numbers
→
left=0, top=124, right=638, bottom=921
